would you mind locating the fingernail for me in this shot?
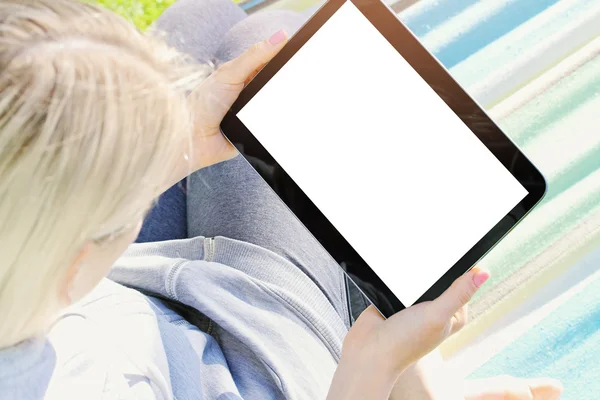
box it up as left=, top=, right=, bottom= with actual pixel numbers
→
left=473, top=269, right=490, bottom=288
left=268, top=30, right=287, bottom=46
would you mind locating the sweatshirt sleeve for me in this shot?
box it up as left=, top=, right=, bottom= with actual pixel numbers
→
left=185, top=154, right=350, bottom=326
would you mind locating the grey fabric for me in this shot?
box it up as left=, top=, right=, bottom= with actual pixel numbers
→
left=155, top=0, right=305, bottom=67
left=187, top=156, right=350, bottom=323
left=154, top=0, right=247, bottom=64
left=0, top=339, right=55, bottom=399
left=214, top=11, right=305, bottom=64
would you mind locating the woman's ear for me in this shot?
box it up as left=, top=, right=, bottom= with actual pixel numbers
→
left=61, top=242, right=92, bottom=305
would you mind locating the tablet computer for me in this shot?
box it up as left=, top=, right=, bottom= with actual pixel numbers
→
left=220, top=0, right=546, bottom=317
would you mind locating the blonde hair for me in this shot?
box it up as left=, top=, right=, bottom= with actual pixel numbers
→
left=0, top=0, right=208, bottom=347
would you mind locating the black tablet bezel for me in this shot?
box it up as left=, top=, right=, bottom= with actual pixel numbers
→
left=220, top=0, right=547, bottom=316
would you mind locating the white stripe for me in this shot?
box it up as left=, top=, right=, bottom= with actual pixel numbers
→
left=451, top=0, right=594, bottom=88
left=522, top=94, right=600, bottom=180
left=398, top=0, right=449, bottom=21
left=481, top=167, right=600, bottom=271
left=468, top=3, right=600, bottom=107
left=490, top=36, right=600, bottom=121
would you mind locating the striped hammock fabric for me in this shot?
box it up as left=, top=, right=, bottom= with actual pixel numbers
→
left=241, top=0, right=600, bottom=396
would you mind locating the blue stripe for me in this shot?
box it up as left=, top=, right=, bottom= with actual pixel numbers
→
left=240, top=0, right=266, bottom=11
left=431, top=0, right=560, bottom=68
left=470, top=272, right=600, bottom=400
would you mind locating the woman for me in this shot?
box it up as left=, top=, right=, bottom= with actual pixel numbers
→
left=0, top=0, right=562, bottom=399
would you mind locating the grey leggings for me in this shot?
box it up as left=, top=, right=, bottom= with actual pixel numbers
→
left=155, top=0, right=305, bottom=66
left=140, top=0, right=371, bottom=322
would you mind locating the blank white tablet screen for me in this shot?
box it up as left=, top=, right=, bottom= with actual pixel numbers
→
left=237, top=0, right=528, bottom=306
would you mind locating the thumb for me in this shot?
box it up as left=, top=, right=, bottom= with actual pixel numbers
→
left=214, top=30, right=288, bottom=85
left=433, top=267, right=489, bottom=318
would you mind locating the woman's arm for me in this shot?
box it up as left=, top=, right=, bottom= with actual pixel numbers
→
left=160, top=31, right=288, bottom=194
left=327, top=267, right=490, bottom=400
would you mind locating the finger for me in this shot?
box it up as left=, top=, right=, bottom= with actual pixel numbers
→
left=527, top=378, right=563, bottom=400
left=215, top=30, right=288, bottom=85
left=357, top=305, right=386, bottom=323
left=351, top=305, right=386, bottom=333
left=342, top=306, right=385, bottom=350
left=243, top=62, right=272, bottom=86
left=463, top=376, right=563, bottom=400
left=433, top=267, right=489, bottom=319
left=448, top=304, right=468, bottom=336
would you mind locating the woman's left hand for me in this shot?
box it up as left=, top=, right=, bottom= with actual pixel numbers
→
left=188, top=30, right=288, bottom=169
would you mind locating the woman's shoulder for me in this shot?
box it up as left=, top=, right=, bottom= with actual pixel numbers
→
left=0, top=280, right=172, bottom=400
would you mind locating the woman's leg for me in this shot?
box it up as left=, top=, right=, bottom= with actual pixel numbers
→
left=154, top=0, right=247, bottom=64
left=188, top=156, right=352, bottom=327
left=213, top=10, right=305, bottom=64
left=136, top=181, right=188, bottom=243
left=137, top=0, right=248, bottom=243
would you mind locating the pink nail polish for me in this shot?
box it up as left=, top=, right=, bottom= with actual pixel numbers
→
left=269, top=30, right=287, bottom=45
left=473, top=270, right=490, bottom=288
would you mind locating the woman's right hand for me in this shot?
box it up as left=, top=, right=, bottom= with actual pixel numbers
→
left=327, top=267, right=490, bottom=400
